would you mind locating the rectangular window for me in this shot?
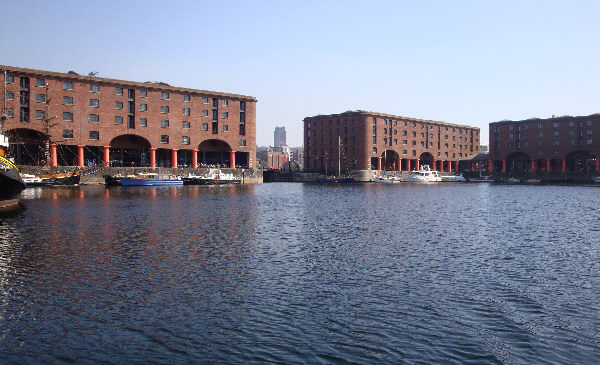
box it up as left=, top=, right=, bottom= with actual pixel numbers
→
left=114, top=116, right=123, bottom=124
left=63, top=112, right=73, bottom=121
left=63, top=81, right=73, bottom=90
left=222, top=112, right=228, bottom=118
left=140, top=104, right=147, bottom=112
left=127, top=115, right=135, bottom=129
left=239, top=139, right=246, bottom=147
left=115, top=87, right=123, bottom=95
left=201, top=123, right=208, bottom=131
left=553, top=122, right=559, bottom=127
left=20, top=78, right=29, bottom=89
left=182, top=136, right=190, bottom=144
left=63, top=96, right=73, bottom=105
left=90, top=99, right=99, bottom=107
left=221, top=125, right=228, bottom=132
left=35, top=93, right=45, bottom=103
left=161, top=119, right=169, bottom=128
left=239, top=124, right=245, bottom=136
left=115, top=101, right=123, bottom=109
left=5, top=91, right=13, bottom=100
left=202, top=96, right=209, bottom=104
left=202, top=110, right=208, bottom=117
left=35, top=78, right=45, bottom=87
left=140, top=118, right=147, bottom=126
left=587, top=129, right=593, bottom=135
left=212, top=98, right=218, bottom=107
left=5, top=108, right=13, bottom=117
left=89, top=114, right=99, bottom=122
left=89, top=131, right=99, bottom=140
left=240, top=101, right=246, bottom=110
left=212, top=110, right=218, bottom=120
left=240, top=112, right=245, bottom=123
left=183, top=94, right=190, bottom=102
left=140, top=90, right=147, bottom=97
left=182, top=108, right=190, bottom=115
left=552, top=131, right=559, bottom=136
left=160, top=135, right=169, bottom=144
left=128, top=89, right=134, bottom=99
left=161, top=92, right=169, bottom=100
left=160, top=106, right=169, bottom=113
left=63, top=129, right=73, bottom=139
left=35, top=110, right=45, bottom=119
left=5, top=75, right=14, bottom=83
left=222, top=99, right=228, bottom=106
left=90, top=84, right=100, bottom=92
left=19, top=107, right=29, bottom=122
left=182, top=121, right=190, bottom=129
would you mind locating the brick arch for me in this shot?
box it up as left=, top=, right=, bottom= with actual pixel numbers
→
left=197, top=139, right=232, bottom=152
left=5, top=128, right=49, bottom=165
left=109, top=134, right=151, bottom=149
left=381, top=149, right=399, bottom=171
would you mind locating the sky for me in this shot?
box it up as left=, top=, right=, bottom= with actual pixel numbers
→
left=2, top=0, right=598, bottom=147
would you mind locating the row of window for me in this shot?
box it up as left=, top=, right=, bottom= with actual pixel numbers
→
left=369, top=147, right=465, bottom=158
left=506, top=139, right=593, bottom=148
left=310, top=118, right=478, bottom=136
left=507, top=130, right=593, bottom=138
left=498, top=120, right=594, bottom=132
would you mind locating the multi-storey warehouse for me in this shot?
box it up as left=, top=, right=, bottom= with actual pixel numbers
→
left=0, top=65, right=256, bottom=169
left=489, top=113, right=600, bottom=173
left=304, top=110, right=480, bottom=174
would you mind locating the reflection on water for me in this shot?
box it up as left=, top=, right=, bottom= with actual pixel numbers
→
left=1, top=183, right=600, bottom=363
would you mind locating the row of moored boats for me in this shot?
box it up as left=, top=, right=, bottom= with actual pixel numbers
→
left=104, top=169, right=241, bottom=186
left=372, top=165, right=493, bottom=183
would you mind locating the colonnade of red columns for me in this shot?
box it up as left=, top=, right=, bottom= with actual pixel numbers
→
left=486, top=158, right=593, bottom=173
left=52, top=146, right=238, bottom=169
left=375, top=158, right=459, bottom=172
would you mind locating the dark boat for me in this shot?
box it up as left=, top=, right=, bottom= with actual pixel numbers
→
left=317, top=176, right=356, bottom=183
left=0, top=134, right=25, bottom=211
left=103, top=175, right=122, bottom=186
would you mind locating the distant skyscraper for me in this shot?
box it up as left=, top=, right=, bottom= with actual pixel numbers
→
left=274, top=126, right=286, bottom=148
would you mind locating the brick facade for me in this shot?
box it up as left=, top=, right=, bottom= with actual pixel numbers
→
left=0, top=65, right=256, bottom=168
left=304, top=111, right=480, bottom=173
left=489, top=114, right=600, bottom=172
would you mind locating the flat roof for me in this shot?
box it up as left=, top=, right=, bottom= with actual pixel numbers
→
left=490, top=113, right=600, bottom=125
left=304, top=110, right=479, bottom=129
left=0, top=64, right=257, bottom=102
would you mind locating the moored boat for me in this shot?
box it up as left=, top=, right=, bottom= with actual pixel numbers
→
left=120, top=173, right=183, bottom=186
left=404, top=165, right=442, bottom=182
left=373, top=174, right=404, bottom=183
left=441, top=174, right=467, bottom=182
left=0, top=132, right=25, bottom=211
left=183, top=169, right=241, bottom=185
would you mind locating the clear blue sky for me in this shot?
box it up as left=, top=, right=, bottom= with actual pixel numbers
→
left=3, top=0, right=598, bottom=147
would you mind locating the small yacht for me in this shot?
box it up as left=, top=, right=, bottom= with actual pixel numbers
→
left=441, top=173, right=466, bottom=182
left=373, top=174, right=404, bottom=183
left=405, top=165, right=442, bottom=182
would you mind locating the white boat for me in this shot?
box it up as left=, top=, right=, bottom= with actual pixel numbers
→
left=593, top=176, right=600, bottom=183
left=21, top=173, right=44, bottom=186
left=441, top=174, right=466, bottom=182
left=373, top=174, right=404, bottom=183
left=405, top=165, right=442, bottom=182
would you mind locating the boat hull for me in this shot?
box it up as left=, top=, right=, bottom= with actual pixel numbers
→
left=318, top=177, right=356, bottom=183
left=0, top=169, right=26, bottom=211
left=120, top=177, right=183, bottom=186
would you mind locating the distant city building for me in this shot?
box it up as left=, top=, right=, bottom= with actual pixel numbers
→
left=256, top=150, right=286, bottom=169
left=290, top=146, right=304, bottom=170
left=489, top=113, right=600, bottom=172
left=0, top=65, right=256, bottom=168
left=480, top=144, right=489, bottom=154
left=274, top=126, right=286, bottom=148
left=304, top=110, right=480, bottom=174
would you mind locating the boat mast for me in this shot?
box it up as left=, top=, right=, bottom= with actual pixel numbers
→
left=338, top=136, right=341, bottom=177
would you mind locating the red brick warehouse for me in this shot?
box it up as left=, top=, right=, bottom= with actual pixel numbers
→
left=304, top=110, right=481, bottom=174
left=489, top=114, right=600, bottom=173
left=0, top=65, right=257, bottom=169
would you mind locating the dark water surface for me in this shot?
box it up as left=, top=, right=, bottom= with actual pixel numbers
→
left=1, top=183, right=599, bottom=363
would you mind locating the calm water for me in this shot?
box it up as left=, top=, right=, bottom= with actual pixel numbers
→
left=1, top=183, right=599, bottom=363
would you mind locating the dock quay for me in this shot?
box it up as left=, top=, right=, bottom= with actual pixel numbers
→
left=17, top=166, right=264, bottom=185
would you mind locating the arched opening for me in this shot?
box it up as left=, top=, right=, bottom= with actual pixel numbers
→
left=109, top=135, right=151, bottom=167
left=506, top=152, right=532, bottom=172
left=419, top=152, right=435, bottom=170
left=381, top=150, right=400, bottom=171
left=5, top=128, right=48, bottom=165
left=566, top=150, right=594, bottom=172
left=198, top=139, right=232, bottom=168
